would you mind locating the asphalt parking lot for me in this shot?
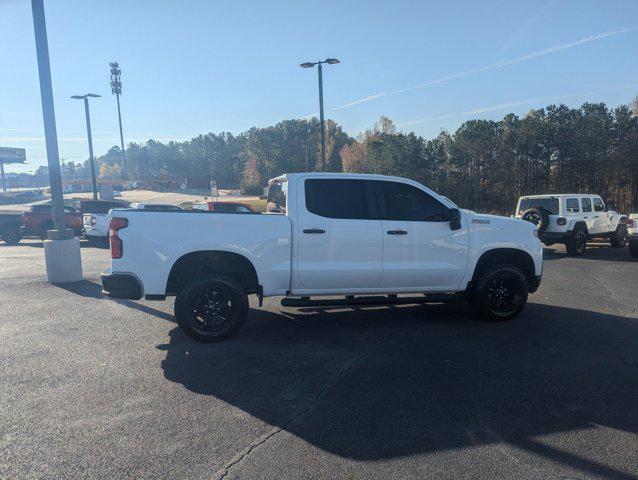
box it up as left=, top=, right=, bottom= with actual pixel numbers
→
left=1, top=240, right=637, bottom=479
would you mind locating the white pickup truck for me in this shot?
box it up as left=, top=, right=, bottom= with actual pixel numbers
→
left=102, top=173, right=543, bottom=342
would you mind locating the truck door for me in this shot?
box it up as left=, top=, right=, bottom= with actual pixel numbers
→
left=295, top=178, right=383, bottom=291
left=580, top=197, right=595, bottom=232
left=592, top=197, right=609, bottom=234
left=373, top=180, right=469, bottom=291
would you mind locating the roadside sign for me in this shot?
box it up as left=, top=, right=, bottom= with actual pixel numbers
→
left=0, top=147, right=26, bottom=163
left=211, top=179, right=218, bottom=197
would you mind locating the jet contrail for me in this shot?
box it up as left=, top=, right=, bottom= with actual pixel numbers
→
left=397, top=83, right=638, bottom=128
left=333, top=25, right=638, bottom=111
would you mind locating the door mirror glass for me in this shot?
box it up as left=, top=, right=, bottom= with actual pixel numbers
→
left=449, top=208, right=461, bottom=230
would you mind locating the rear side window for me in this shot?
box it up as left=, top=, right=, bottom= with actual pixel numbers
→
left=305, top=179, right=375, bottom=220
left=376, top=181, right=448, bottom=221
left=267, top=181, right=287, bottom=214
left=82, top=201, right=123, bottom=214
left=519, top=197, right=559, bottom=215
left=593, top=197, right=605, bottom=212
left=581, top=198, right=592, bottom=212
left=32, top=205, right=52, bottom=212
left=143, top=205, right=181, bottom=211
left=214, top=203, right=235, bottom=212
left=565, top=198, right=579, bottom=213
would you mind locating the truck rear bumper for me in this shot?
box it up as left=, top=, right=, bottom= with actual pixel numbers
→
left=101, top=270, right=142, bottom=300
left=539, top=231, right=569, bottom=243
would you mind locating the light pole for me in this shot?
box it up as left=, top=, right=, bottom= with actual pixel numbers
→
left=31, top=0, right=83, bottom=283
left=109, top=62, right=126, bottom=176
left=71, top=93, right=100, bottom=199
left=300, top=58, right=340, bottom=171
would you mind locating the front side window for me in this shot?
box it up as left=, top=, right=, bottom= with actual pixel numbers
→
left=581, top=198, right=592, bottom=212
left=377, top=181, right=448, bottom=221
left=593, top=197, right=605, bottom=212
left=305, top=179, right=375, bottom=220
left=565, top=198, right=579, bottom=213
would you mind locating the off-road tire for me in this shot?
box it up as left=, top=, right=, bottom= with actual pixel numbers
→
left=470, top=263, right=528, bottom=321
left=174, top=273, right=249, bottom=342
left=609, top=224, right=627, bottom=248
left=565, top=229, right=587, bottom=256
left=1, top=230, right=22, bottom=245
left=521, top=208, right=549, bottom=233
left=629, top=238, right=638, bottom=258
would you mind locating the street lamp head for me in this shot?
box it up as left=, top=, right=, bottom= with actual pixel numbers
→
left=325, top=58, right=340, bottom=64
left=86, top=93, right=101, bottom=98
left=71, top=95, right=84, bottom=99
left=300, top=62, right=315, bottom=69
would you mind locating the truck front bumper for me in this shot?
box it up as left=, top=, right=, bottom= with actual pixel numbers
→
left=101, top=270, right=142, bottom=300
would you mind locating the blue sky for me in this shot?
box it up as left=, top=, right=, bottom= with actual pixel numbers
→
left=1, top=0, right=637, bottom=173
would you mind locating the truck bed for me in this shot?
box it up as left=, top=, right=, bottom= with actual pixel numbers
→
left=110, top=209, right=292, bottom=297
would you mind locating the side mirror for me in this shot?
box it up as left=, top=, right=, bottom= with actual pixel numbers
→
left=449, top=208, right=462, bottom=231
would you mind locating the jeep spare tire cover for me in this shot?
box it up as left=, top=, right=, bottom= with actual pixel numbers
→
left=521, top=208, right=549, bottom=233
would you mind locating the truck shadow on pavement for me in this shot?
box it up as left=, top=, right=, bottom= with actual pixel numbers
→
left=157, top=301, right=637, bottom=479
left=57, top=279, right=175, bottom=323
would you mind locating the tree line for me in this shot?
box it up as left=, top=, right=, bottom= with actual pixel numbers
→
left=41, top=98, right=638, bottom=213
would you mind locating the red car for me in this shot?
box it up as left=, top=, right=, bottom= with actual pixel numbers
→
left=21, top=204, right=83, bottom=240
left=192, top=201, right=256, bottom=213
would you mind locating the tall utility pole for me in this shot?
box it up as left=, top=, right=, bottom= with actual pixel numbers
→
left=31, top=0, right=68, bottom=237
left=317, top=62, right=326, bottom=171
left=71, top=94, right=100, bottom=199
left=31, top=0, right=83, bottom=283
left=300, top=58, right=340, bottom=172
left=110, top=62, right=126, bottom=175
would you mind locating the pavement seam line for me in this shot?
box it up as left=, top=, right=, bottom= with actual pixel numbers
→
left=212, top=356, right=359, bottom=480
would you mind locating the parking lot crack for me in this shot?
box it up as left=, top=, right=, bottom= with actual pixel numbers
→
left=212, top=356, right=359, bottom=480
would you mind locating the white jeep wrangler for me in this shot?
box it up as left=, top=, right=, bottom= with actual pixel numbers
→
left=515, top=194, right=628, bottom=256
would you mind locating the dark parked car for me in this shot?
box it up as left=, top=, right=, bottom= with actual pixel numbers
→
left=0, top=212, right=23, bottom=245
left=78, top=199, right=127, bottom=214
left=21, top=204, right=83, bottom=240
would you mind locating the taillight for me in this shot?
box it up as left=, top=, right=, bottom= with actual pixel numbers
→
left=90, top=216, right=97, bottom=226
left=627, top=218, right=635, bottom=228
left=109, top=217, right=128, bottom=259
left=21, top=213, right=30, bottom=226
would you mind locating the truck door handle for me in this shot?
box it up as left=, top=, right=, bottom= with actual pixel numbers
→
left=303, top=228, right=325, bottom=234
left=387, top=230, right=408, bottom=235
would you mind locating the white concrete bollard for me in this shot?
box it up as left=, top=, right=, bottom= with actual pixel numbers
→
left=43, top=237, right=83, bottom=283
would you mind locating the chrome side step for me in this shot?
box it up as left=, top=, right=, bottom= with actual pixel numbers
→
left=281, top=293, right=456, bottom=308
